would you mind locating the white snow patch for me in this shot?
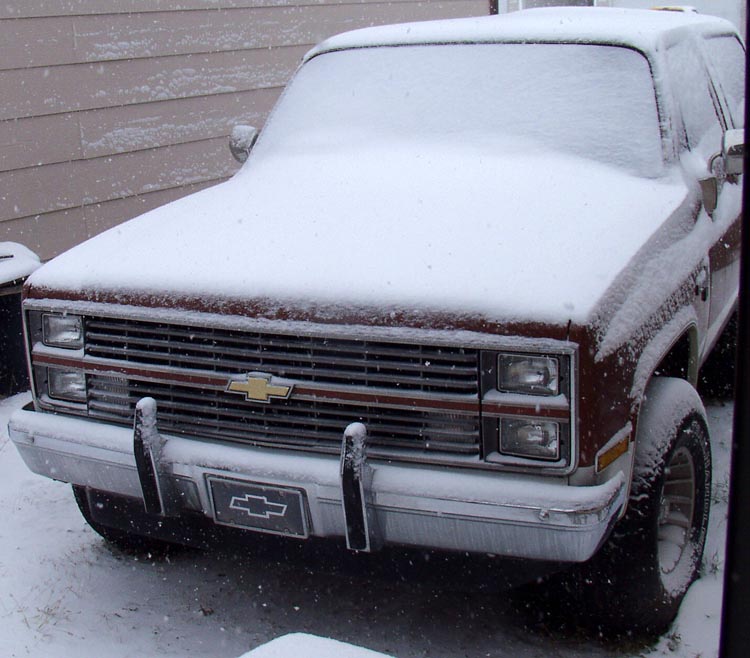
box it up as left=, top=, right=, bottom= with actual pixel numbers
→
left=0, top=242, right=41, bottom=283
left=240, top=633, right=392, bottom=658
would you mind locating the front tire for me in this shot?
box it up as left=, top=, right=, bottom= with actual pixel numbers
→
left=73, top=485, right=183, bottom=555
left=572, top=378, right=711, bottom=635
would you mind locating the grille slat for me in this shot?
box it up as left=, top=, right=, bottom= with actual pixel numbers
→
left=85, top=344, right=478, bottom=391
left=83, top=317, right=481, bottom=458
left=85, top=334, right=477, bottom=377
left=85, top=319, right=478, bottom=395
left=89, top=387, right=476, bottom=440
left=86, top=321, right=478, bottom=362
left=88, top=375, right=480, bottom=455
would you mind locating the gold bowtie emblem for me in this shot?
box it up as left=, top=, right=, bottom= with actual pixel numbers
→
left=227, top=373, right=293, bottom=403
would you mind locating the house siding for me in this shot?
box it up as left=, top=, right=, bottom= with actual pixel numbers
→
left=1, top=0, right=488, bottom=260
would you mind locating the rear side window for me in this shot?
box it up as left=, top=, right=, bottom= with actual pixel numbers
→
left=665, top=40, right=724, bottom=159
left=703, top=35, right=745, bottom=128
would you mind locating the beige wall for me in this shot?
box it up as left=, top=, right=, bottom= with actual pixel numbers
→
left=1, top=0, right=488, bottom=260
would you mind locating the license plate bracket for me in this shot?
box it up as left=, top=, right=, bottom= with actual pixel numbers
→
left=208, top=476, right=309, bottom=538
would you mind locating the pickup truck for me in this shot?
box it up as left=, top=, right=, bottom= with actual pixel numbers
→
left=8, top=7, right=744, bottom=633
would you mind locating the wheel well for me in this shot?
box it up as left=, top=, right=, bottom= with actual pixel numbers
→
left=652, top=330, right=698, bottom=386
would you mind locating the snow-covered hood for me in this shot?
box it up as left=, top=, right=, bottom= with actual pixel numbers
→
left=28, top=141, right=690, bottom=326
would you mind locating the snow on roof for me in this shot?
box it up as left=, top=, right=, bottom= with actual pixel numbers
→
left=305, top=7, right=737, bottom=61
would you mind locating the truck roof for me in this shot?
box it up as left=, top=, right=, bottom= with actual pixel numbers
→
left=305, top=6, right=738, bottom=61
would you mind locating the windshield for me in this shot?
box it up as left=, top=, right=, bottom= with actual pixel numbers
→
left=259, top=43, right=664, bottom=177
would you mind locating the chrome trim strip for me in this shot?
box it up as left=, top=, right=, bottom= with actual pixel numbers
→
left=32, top=351, right=481, bottom=413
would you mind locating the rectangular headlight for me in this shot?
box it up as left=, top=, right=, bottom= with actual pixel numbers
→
left=42, top=313, right=83, bottom=349
left=48, top=368, right=86, bottom=402
left=497, top=353, right=559, bottom=396
left=500, top=418, right=560, bottom=461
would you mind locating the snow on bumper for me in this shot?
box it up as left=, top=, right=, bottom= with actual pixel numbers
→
left=9, top=406, right=626, bottom=562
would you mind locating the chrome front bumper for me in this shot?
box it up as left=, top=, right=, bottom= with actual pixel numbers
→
left=9, top=405, right=626, bottom=562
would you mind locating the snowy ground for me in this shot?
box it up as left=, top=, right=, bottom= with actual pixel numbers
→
left=0, top=392, right=733, bottom=658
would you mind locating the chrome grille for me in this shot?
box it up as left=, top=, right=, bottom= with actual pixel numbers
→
left=81, top=317, right=481, bottom=457
left=87, top=375, right=480, bottom=456
left=85, top=318, right=479, bottom=395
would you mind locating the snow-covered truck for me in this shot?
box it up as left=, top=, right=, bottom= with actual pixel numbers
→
left=8, top=7, right=744, bottom=633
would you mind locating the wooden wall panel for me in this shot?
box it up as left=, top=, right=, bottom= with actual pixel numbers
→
left=2, top=2, right=478, bottom=70
left=2, top=181, right=221, bottom=259
left=0, top=16, right=76, bottom=70
left=79, top=89, right=280, bottom=158
left=0, top=0, right=431, bottom=20
left=1, top=0, right=489, bottom=260
left=0, top=138, right=236, bottom=222
left=1, top=89, right=280, bottom=172
left=0, top=47, right=304, bottom=121
left=0, top=209, right=90, bottom=258
left=0, top=113, right=82, bottom=172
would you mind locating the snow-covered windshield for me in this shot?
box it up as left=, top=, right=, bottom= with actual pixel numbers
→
left=258, top=43, right=664, bottom=177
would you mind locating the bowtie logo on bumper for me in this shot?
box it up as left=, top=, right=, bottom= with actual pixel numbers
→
left=229, top=493, right=288, bottom=519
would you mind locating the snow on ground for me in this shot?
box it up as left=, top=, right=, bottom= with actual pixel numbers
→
left=240, top=633, right=393, bottom=658
left=0, top=392, right=733, bottom=658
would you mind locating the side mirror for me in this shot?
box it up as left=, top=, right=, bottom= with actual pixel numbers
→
left=723, top=128, right=744, bottom=176
left=229, top=125, right=258, bottom=164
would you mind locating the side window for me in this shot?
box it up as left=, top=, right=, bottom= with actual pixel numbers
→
left=703, top=35, right=745, bottom=128
left=665, top=40, right=724, bottom=160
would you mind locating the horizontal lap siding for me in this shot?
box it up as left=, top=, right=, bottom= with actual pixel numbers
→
left=1, top=89, right=281, bottom=171
left=0, top=0, right=435, bottom=19
left=1, top=0, right=488, bottom=260
left=1, top=3, right=480, bottom=69
left=0, top=48, right=302, bottom=120
left=1, top=138, right=237, bottom=222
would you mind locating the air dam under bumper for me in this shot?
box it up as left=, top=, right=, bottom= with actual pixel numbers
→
left=9, top=405, right=626, bottom=562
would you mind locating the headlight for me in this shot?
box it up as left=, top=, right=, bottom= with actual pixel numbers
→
left=500, top=418, right=560, bottom=461
left=497, top=353, right=559, bottom=396
left=47, top=368, right=86, bottom=402
left=42, top=313, right=83, bottom=349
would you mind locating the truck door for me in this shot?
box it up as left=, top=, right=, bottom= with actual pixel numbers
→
left=703, top=34, right=745, bottom=345
left=664, top=36, right=742, bottom=357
